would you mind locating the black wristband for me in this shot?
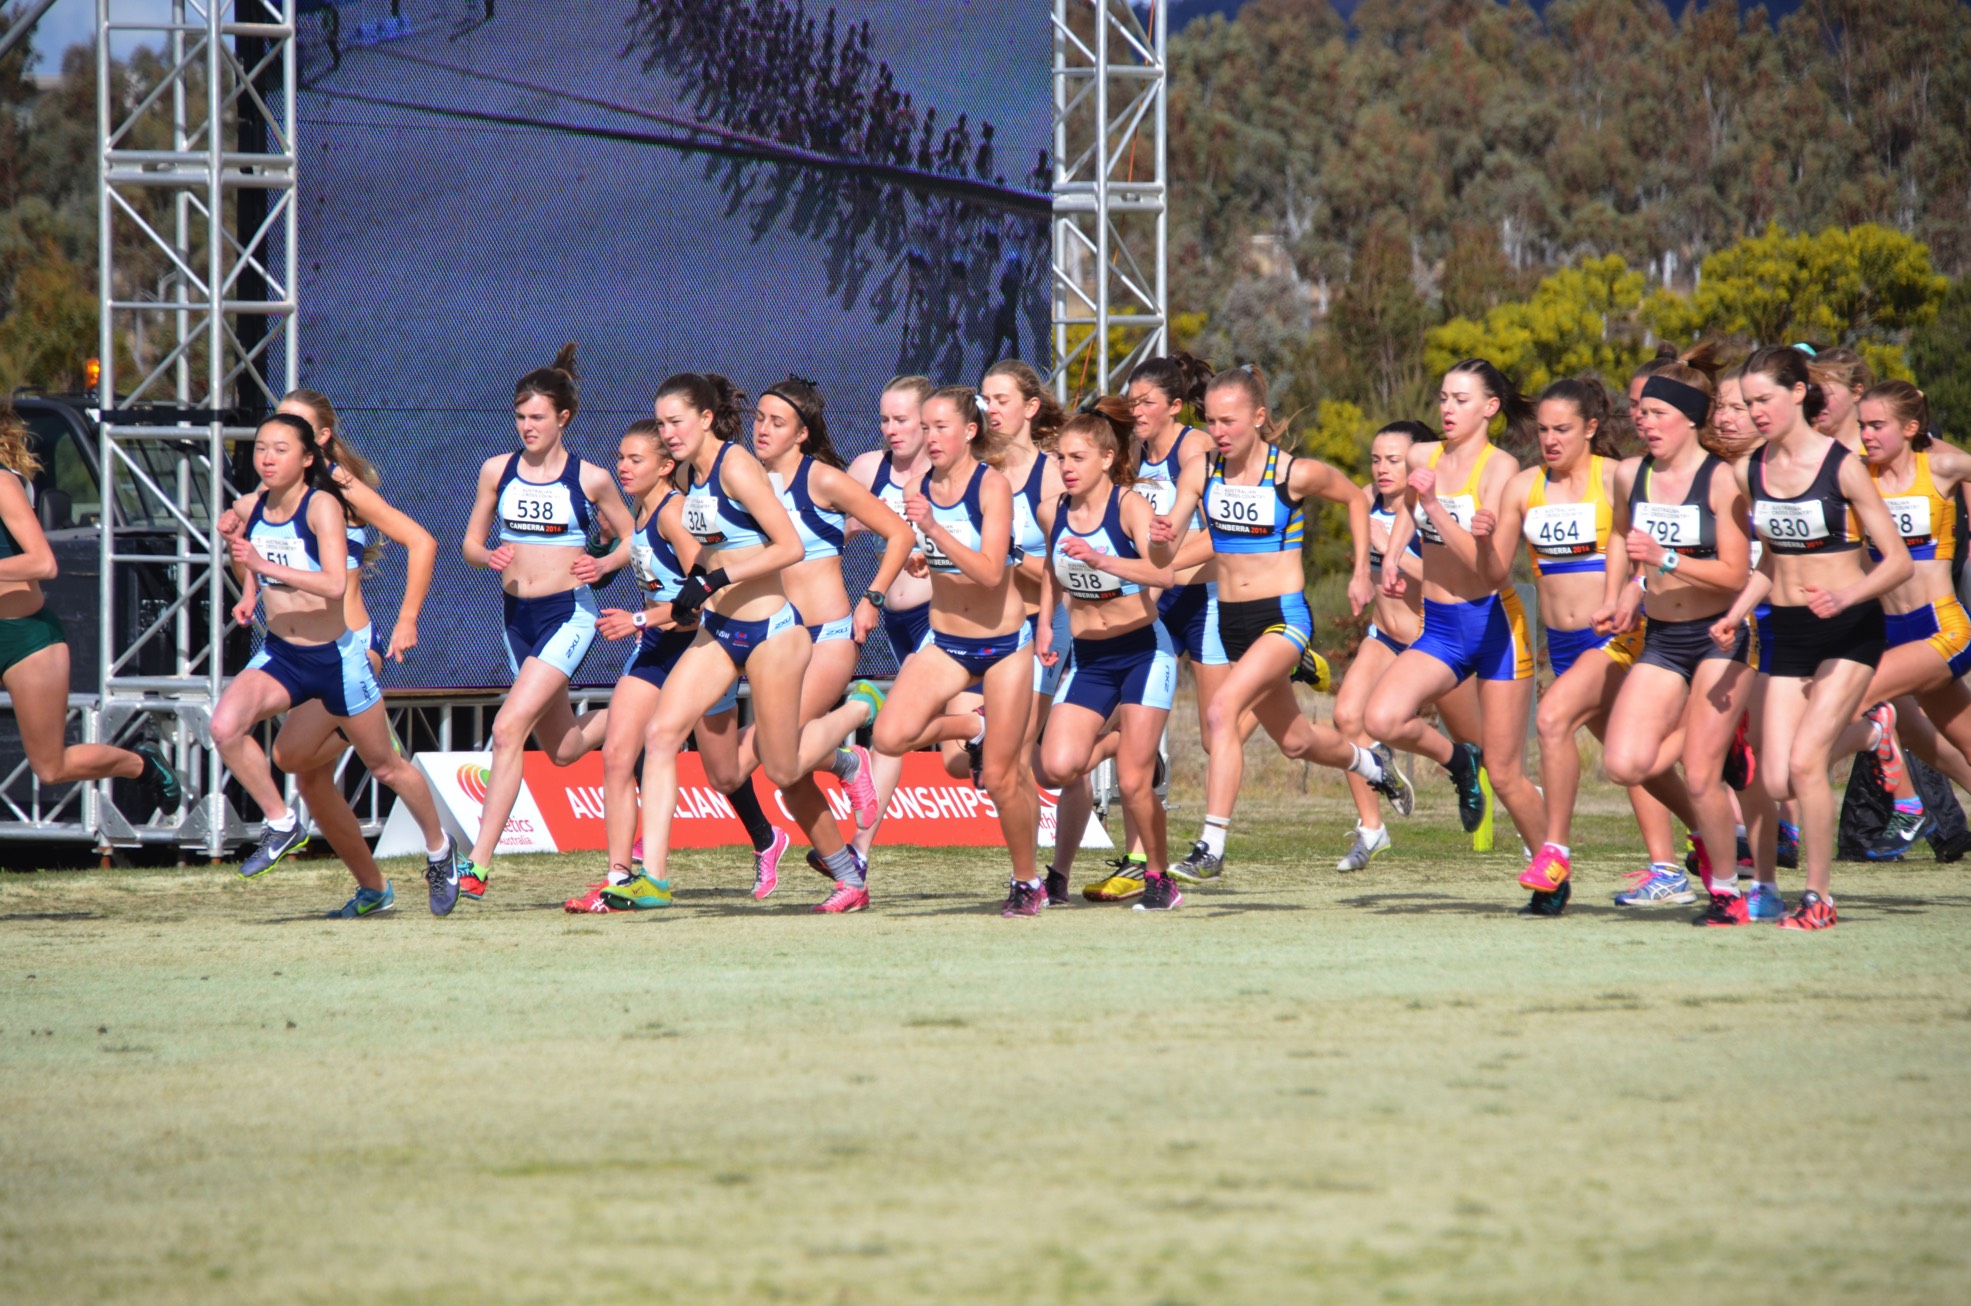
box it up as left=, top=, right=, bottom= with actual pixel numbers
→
left=862, top=589, right=886, bottom=610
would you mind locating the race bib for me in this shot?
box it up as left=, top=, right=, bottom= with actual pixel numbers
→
left=1138, top=474, right=1178, bottom=518
left=1413, top=493, right=1474, bottom=545
left=1748, top=539, right=1764, bottom=569
left=255, top=533, right=306, bottom=584
left=682, top=494, right=725, bottom=543
left=1882, top=495, right=1933, bottom=546
left=1523, top=502, right=1597, bottom=557
left=1755, top=499, right=1829, bottom=546
left=1055, top=551, right=1124, bottom=600
left=502, top=484, right=569, bottom=535
left=629, top=540, right=661, bottom=592
left=1633, top=502, right=1701, bottom=549
left=1208, top=483, right=1273, bottom=536
left=916, top=523, right=956, bottom=572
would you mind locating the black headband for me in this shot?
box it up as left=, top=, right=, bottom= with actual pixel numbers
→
left=761, top=384, right=814, bottom=424
left=1640, top=375, right=1711, bottom=429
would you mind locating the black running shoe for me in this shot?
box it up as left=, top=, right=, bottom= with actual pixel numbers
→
left=132, top=742, right=193, bottom=815
left=1518, top=877, right=1570, bottom=917
left=1450, top=743, right=1487, bottom=833
left=1366, top=742, right=1414, bottom=817
left=1132, top=873, right=1182, bottom=912
left=1152, top=749, right=1168, bottom=794
left=1043, top=864, right=1070, bottom=906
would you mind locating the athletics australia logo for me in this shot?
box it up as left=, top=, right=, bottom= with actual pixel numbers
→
left=457, top=763, right=492, bottom=806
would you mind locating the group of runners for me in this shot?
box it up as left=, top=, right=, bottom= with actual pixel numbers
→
left=4, top=340, right=1955, bottom=933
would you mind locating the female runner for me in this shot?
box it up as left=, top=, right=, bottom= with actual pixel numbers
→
left=1809, top=347, right=1872, bottom=450
left=563, top=421, right=744, bottom=910
left=0, top=407, right=184, bottom=827
left=1032, top=403, right=1178, bottom=906
left=1728, top=346, right=1910, bottom=929
left=1366, top=360, right=1543, bottom=862
left=231, top=389, right=465, bottom=917
left=457, top=346, right=635, bottom=904
left=711, top=376, right=911, bottom=882
left=1160, top=365, right=1406, bottom=880
left=870, top=386, right=1044, bottom=917
left=210, top=415, right=455, bottom=912
left=1330, top=420, right=1488, bottom=870
left=981, top=359, right=1091, bottom=896
left=1599, top=361, right=1760, bottom=924
left=613, top=374, right=868, bottom=914
left=1486, top=378, right=1700, bottom=913
left=1819, top=382, right=1971, bottom=853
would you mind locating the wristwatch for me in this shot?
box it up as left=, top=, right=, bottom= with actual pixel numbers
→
left=1658, top=550, right=1681, bottom=576
left=863, top=589, right=886, bottom=610
left=632, top=610, right=649, bottom=629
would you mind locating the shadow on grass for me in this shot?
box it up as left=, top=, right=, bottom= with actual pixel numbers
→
left=0, top=910, right=103, bottom=922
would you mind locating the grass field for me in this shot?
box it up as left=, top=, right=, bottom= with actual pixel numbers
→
left=4, top=779, right=1970, bottom=1305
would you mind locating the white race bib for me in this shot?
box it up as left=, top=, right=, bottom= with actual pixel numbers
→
left=916, top=523, right=955, bottom=572
left=1138, top=474, right=1179, bottom=518
left=1633, top=502, right=1701, bottom=549
left=256, top=534, right=306, bottom=584
left=682, top=494, right=722, bottom=542
left=1755, top=499, right=1828, bottom=544
left=1523, top=502, right=1597, bottom=556
left=1882, top=495, right=1933, bottom=544
left=1055, top=551, right=1124, bottom=600
left=1208, top=483, right=1273, bottom=535
left=630, top=540, right=661, bottom=591
left=502, top=484, right=570, bottom=534
left=1414, top=493, right=1474, bottom=544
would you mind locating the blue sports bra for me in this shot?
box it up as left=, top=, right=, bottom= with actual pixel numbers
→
left=1009, top=455, right=1050, bottom=562
left=496, top=451, right=593, bottom=548
left=629, top=491, right=689, bottom=603
left=247, top=488, right=324, bottom=587
left=774, top=455, right=845, bottom=563
left=1367, top=495, right=1422, bottom=573
left=1136, top=426, right=1205, bottom=533
left=917, top=463, right=1014, bottom=575
left=1049, top=488, right=1143, bottom=603
left=680, top=442, right=769, bottom=550
left=1204, top=445, right=1304, bottom=555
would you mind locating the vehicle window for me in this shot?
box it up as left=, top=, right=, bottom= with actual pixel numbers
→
left=20, top=410, right=102, bottom=528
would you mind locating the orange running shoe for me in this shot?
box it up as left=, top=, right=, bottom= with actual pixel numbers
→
left=1517, top=844, right=1572, bottom=893
left=1779, top=889, right=1838, bottom=931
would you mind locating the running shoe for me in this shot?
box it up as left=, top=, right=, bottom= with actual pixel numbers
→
left=1778, top=889, right=1837, bottom=931
left=1613, top=864, right=1698, bottom=906
left=1518, top=844, right=1572, bottom=893
left=1519, top=878, right=1570, bottom=917
left=631, top=836, right=643, bottom=864
left=1776, top=822, right=1800, bottom=869
left=1722, top=714, right=1754, bottom=791
left=1449, top=743, right=1486, bottom=834
left=805, top=848, right=831, bottom=878
left=842, top=744, right=880, bottom=829
left=847, top=678, right=886, bottom=724
left=1335, top=823, right=1391, bottom=871
left=563, top=882, right=626, bottom=914
left=600, top=873, right=672, bottom=911
left=1291, top=647, right=1333, bottom=693
left=1737, top=833, right=1754, bottom=872
left=329, top=881, right=395, bottom=919
left=1169, top=839, right=1224, bottom=884
left=1472, top=766, right=1495, bottom=851
left=1367, top=742, right=1414, bottom=817
left=1043, top=864, right=1071, bottom=906
left=1133, top=873, right=1183, bottom=911
left=425, top=843, right=467, bottom=914
left=457, top=861, right=490, bottom=901
left=1746, top=881, right=1786, bottom=921
left=1693, top=891, right=1750, bottom=927
left=753, top=827, right=791, bottom=899
left=1084, top=860, right=1147, bottom=902
left=1000, top=879, right=1047, bottom=918
left=132, top=742, right=193, bottom=815
left=1864, top=808, right=1932, bottom=860
left=1865, top=701, right=1904, bottom=792
left=1684, top=834, right=1716, bottom=889
left=813, top=881, right=870, bottom=914
left=239, top=821, right=309, bottom=879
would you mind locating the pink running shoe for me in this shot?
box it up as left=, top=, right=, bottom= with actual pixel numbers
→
left=843, top=744, right=880, bottom=829
left=1866, top=701, right=1904, bottom=792
left=563, top=883, right=622, bottom=914
left=631, top=836, right=643, bottom=864
left=1517, top=844, right=1572, bottom=893
left=752, top=827, right=790, bottom=900
left=813, top=881, right=869, bottom=914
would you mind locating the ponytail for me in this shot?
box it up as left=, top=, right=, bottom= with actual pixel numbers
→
left=656, top=372, right=747, bottom=443
left=1128, top=351, right=1215, bottom=410
left=1060, top=398, right=1137, bottom=487
left=258, top=413, right=362, bottom=538
left=1740, top=345, right=1827, bottom=425
left=1863, top=380, right=1933, bottom=451
left=515, top=342, right=580, bottom=418
left=1448, top=358, right=1537, bottom=454
left=762, top=375, right=844, bottom=469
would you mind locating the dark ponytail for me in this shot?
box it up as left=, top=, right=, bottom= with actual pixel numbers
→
left=929, top=385, right=997, bottom=467
left=1128, top=351, right=1215, bottom=410
left=761, top=375, right=844, bottom=469
left=1740, top=345, right=1826, bottom=425
left=656, top=372, right=747, bottom=443
left=515, top=342, right=580, bottom=418
left=1448, top=358, right=1537, bottom=454
left=259, top=413, right=361, bottom=536
left=1538, top=376, right=1621, bottom=457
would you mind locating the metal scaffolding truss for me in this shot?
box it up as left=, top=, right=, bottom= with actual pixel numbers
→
left=1051, top=0, right=1168, bottom=400
left=94, top=0, right=298, bottom=857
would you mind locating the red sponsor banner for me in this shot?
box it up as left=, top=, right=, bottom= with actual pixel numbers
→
left=520, top=752, right=1103, bottom=850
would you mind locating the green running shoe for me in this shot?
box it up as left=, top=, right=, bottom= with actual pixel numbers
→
left=600, top=873, right=673, bottom=911
left=329, top=881, right=395, bottom=918
left=847, top=678, right=887, bottom=724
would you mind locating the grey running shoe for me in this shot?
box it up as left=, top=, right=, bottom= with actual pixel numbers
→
left=1335, top=823, right=1391, bottom=871
left=1367, top=742, right=1414, bottom=817
left=239, top=821, right=308, bottom=879
left=426, top=844, right=464, bottom=917
left=1169, top=839, right=1223, bottom=884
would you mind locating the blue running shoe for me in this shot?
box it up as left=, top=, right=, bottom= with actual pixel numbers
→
left=239, top=821, right=309, bottom=879
left=1776, top=821, right=1800, bottom=869
left=1613, top=863, right=1698, bottom=906
left=330, top=881, right=395, bottom=919
left=1746, top=881, right=1786, bottom=921
left=426, top=846, right=464, bottom=917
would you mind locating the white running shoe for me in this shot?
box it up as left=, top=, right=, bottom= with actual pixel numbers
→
left=1335, top=823, right=1391, bottom=871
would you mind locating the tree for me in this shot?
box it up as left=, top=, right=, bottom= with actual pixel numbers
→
left=1425, top=254, right=1652, bottom=395
left=1326, top=214, right=1428, bottom=411
left=1907, top=278, right=1971, bottom=442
